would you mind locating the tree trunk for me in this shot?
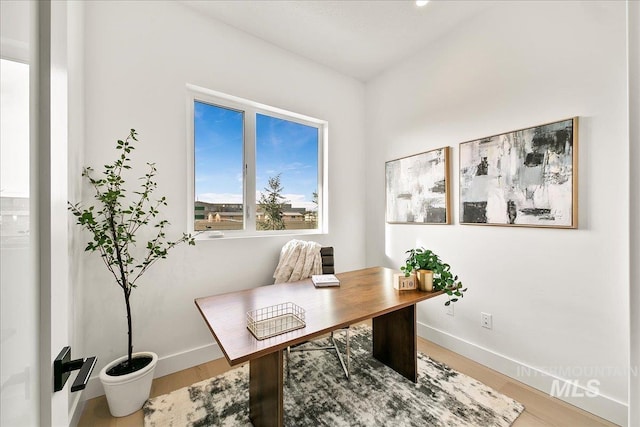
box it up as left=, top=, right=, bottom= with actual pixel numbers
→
left=124, top=286, right=133, bottom=366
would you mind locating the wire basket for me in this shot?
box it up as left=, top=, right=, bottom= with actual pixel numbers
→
left=246, top=302, right=306, bottom=340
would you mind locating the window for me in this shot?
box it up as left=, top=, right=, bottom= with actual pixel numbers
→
left=193, top=101, right=244, bottom=231
left=188, top=85, right=327, bottom=237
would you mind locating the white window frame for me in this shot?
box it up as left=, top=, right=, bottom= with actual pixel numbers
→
left=186, top=84, right=328, bottom=239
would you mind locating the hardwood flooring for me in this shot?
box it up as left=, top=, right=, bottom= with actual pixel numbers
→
left=78, top=334, right=620, bottom=427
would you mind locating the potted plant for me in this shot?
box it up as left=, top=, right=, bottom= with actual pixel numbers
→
left=400, top=247, right=467, bottom=305
left=68, top=129, right=195, bottom=416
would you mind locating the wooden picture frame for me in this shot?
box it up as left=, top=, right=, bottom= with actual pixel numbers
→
left=385, top=146, right=451, bottom=224
left=459, top=117, right=578, bottom=228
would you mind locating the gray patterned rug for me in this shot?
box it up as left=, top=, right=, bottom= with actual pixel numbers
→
left=144, top=325, right=524, bottom=426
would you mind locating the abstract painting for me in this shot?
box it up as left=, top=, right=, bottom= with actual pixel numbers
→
left=459, top=117, right=578, bottom=228
left=386, top=147, right=450, bottom=224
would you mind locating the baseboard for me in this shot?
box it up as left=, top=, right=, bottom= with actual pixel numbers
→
left=82, top=342, right=223, bottom=400
left=69, top=393, right=84, bottom=427
left=417, top=322, right=628, bottom=427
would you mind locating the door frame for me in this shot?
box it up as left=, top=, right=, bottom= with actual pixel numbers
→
left=35, top=0, right=76, bottom=425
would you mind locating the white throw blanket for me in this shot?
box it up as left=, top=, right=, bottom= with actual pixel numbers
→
left=273, top=240, right=323, bottom=283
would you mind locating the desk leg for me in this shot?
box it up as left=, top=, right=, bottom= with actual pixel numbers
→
left=249, top=350, right=284, bottom=427
left=372, top=304, right=417, bottom=382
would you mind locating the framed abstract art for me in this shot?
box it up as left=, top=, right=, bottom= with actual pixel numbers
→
left=385, top=147, right=450, bottom=224
left=459, top=117, right=578, bottom=228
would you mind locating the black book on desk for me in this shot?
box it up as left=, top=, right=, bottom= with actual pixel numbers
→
left=311, top=274, right=340, bottom=287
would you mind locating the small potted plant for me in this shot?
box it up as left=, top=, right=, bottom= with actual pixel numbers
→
left=68, top=129, right=195, bottom=416
left=400, top=247, right=467, bottom=305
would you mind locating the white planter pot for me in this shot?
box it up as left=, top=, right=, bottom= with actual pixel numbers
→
left=99, top=351, right=158, bottom=417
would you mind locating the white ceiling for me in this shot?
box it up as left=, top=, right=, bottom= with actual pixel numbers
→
left=181, top=0, right=494, bottom=82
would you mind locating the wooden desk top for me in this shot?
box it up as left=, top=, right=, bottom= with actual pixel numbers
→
left=195, top=266, right=443, bottom=366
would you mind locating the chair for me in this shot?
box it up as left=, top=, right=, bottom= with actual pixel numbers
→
left=320, top=246, right=335, bottom=274
left=285, top=246, right=350, bottom=380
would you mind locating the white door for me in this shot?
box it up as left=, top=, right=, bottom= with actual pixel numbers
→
left=1, top=1, right=75, bottom=425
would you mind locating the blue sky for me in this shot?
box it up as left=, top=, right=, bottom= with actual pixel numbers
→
left=194, top=101, right=318, bottom=209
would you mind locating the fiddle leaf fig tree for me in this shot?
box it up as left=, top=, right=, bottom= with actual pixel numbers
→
left=68, top=129, right=195, bottom=374
left=401, top=247, right=467, bottom=306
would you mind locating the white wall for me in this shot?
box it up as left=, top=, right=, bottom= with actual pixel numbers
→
left=79, top=0, right=366, bottom=398
left=365, top=1, right=629, bottom=424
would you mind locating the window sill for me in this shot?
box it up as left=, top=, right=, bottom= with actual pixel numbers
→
left=193, top=229, right=327, bottom=241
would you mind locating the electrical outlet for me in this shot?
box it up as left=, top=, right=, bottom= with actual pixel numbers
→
left=481, top=312, right=492, bottom=329
left=446, top=304, right=454, bottom=316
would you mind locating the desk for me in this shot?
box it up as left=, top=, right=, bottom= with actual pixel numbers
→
left=195, top=266, right=443, bottom=427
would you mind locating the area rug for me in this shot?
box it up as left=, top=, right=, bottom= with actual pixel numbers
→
left=144, top=325, right=524, bottom=426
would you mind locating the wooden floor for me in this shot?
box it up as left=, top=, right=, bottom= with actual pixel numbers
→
left=79, top=334, right=620, bottom=427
